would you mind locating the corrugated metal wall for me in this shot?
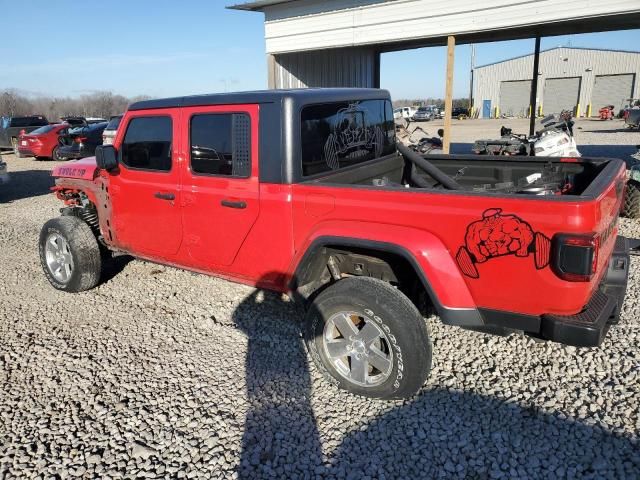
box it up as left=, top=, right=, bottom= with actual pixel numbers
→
left=473, top=47, right=640, bottom=117
left=262, top=0, right=640, bottom=54
left=270, top=47, right=377, bottom=89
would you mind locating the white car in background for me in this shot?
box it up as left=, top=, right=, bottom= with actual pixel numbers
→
left=102, top=115, right=123, bottom=145
left=393, top=107, right=416, bottom=120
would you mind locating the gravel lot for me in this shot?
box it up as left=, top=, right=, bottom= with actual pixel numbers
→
left=1, top=135, right=639, bottom=480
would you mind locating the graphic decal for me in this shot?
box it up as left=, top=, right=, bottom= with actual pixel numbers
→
left=456, top=208, right=551, bottom=279
left=323, top=103, right=384, bottom=170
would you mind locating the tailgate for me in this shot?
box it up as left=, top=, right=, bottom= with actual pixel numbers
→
left=592, top=161, right=626, bottom=280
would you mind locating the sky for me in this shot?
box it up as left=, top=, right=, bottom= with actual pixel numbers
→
left=1, top=1, right=638, bottom=101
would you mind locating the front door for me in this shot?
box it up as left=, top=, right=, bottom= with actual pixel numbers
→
left=482, top=99, right=492, bottom=119
left=109, top=110, right=183, bottom=256
left=180, top=104, right=260, bottom=267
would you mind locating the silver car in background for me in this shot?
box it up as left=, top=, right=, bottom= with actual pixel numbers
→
left=102, top=115, right=123, bottom=145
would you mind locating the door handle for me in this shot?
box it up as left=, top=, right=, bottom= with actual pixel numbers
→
left=154, top=192, right=175, bottom=201
left=221, top=199, right=247, bottom=209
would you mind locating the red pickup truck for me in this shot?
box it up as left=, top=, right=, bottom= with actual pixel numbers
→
left=40, top=88, right=633, bottom=399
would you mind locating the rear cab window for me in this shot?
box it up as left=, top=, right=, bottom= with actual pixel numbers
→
left=120, top=116, right=173, bottom=172
left=301, top=99, right=395, bottom=177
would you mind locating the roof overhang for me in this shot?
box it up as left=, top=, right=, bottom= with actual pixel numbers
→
left=227, top=0, right=295, bottom=11
left=228, top=0, right=640, bottom=55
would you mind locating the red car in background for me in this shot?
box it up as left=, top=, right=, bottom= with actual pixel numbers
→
left=18, top=123, right=69, bottom=160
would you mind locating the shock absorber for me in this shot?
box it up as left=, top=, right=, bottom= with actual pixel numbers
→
left=77, top=206, right=99, bottom=231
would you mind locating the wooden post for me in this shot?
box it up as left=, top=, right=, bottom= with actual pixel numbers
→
left=267, top=54, right=277, bottom=89
left=443, top=35, right=455, bottom=154
left=529, top=36, right=541, bottom=136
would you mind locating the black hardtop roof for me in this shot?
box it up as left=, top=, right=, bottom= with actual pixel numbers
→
left=128, top=88, right=390, bottom=111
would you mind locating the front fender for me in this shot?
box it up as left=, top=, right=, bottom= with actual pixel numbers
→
left=290, top=221, right=478, bottom=317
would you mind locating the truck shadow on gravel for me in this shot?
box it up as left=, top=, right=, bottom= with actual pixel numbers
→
left=0, top=170, right=54, bottom=203
left=231, top=282, right=639, bottom=479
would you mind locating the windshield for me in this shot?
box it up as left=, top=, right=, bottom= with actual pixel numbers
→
left=106, top=115, right=123, bottom=130
left=30, top=125, right=57, bottom=135
left=417, top=107, right=428, bottom=112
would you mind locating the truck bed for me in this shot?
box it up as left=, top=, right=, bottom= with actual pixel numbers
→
left=293, top=153, right=626, bottom=318
left=302, top=153, right=618, bottom=199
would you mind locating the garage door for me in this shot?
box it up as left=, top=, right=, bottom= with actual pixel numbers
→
left=591, top=73, right=635, bottom=115
left=499, top=80, right=531, bottom=117
left=543, top=77, right=581, bottom=115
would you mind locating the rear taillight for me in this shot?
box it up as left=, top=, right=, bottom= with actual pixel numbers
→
left=552, top=233, right=598, bottom=282
left=75, top=136, right=87, bottom=144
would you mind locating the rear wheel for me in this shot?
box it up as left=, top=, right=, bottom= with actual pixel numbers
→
left=622, top=180, right=640, bottom=219
left=304, top=277, right=432, bottom=399
left=39, top=216, right=102, bottom=292
left=51, top=145, right=63, bottom=161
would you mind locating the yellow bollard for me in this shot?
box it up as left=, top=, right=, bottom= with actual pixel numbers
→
left=495, top=106, right=500, bottom=118
left=575, top=103, right=580, bottom=117
left=586, top=104, right=592, bottom=117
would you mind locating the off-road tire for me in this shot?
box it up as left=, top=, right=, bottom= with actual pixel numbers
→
left=622, top=180, right=640, bottom=219
left=304, top=277, right=432, bottom=400
left=39, top=216, right=102, bottom=292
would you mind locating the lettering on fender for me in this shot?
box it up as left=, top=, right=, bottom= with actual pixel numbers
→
left=455, top=208, right=551, bottom=279
left=57, top=167, right=87, bottom=177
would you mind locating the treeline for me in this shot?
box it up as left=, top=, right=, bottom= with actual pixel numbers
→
left=0, top=89, right=152, bottom=121
left=393, top=98, right=471, bottom=109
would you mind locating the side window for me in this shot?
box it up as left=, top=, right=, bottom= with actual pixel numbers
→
left=121, top=116, right=172, bottom=172
left=190, top=113, right=250, bottom=177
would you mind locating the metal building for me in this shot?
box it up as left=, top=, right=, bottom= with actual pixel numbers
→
left=473, top=47, right=640, bottom=118
left=231, top=0, right=640, bottom=150
left=230, top=0, right=640, bottom=90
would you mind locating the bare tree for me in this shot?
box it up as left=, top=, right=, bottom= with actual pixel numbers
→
left=0, top=89, right=154, bottom=120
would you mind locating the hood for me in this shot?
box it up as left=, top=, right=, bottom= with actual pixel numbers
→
left=52, top=156, right=98, bottom=180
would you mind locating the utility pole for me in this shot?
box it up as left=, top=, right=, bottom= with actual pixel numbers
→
left=469, top=44, right=476, bottom=113
left=529, top=36, right=541, bottom=136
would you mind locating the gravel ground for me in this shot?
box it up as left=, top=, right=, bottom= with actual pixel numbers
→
left=1, top=151, right=639, bottom=480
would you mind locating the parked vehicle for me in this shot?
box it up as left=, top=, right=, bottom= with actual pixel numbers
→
left=17, top=123, right=70, bottom=160
left=0, top=158, right=8, bottom=185
left=451, top=107, right=469, bottom=120
left=56, top=122, right=108, bottom=161
left=599, top=105, right=615, bottom=120
left=40, top=88, right=634, bottom=400
left=473, top=111, right=580, bottom=157
left=625, top=107, right=640, bottom=130
left=0, top=115, right=49, bottom=154
left=621, top=145, right=640, bottom=219
left=412, top=106, right=437, bottom=122
left=102, top=115, right=123, bottom=145
left=397, top=124, right=443, bottom=154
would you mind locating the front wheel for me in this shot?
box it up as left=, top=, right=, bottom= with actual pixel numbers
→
left=39, top=216, right=102, bottom=292
left=304, top=277, right=432, bottom=399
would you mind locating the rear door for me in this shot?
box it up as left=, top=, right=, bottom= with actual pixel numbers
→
left=180, top=104, right=259, bottom=267
left=109, top=110, right=183, bottom=256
